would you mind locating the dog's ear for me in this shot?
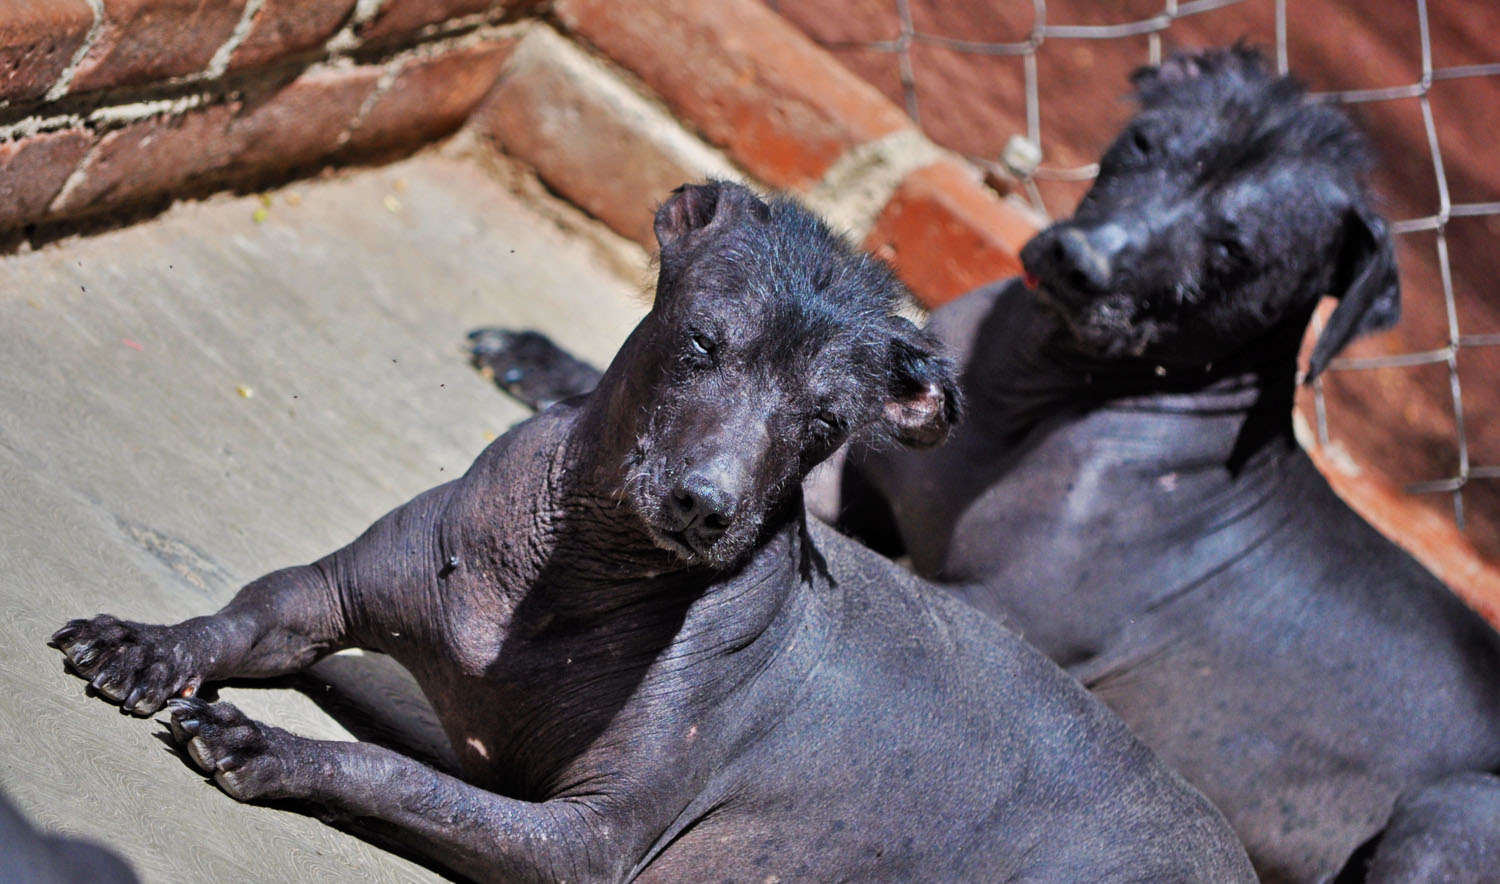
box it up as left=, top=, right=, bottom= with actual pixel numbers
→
left=881, top=317, right=962, bottom=448
left=654, top=180, right=768, bottom=251
left=1306, top=203, right=1401, bottom=382
left=1131, top=53, right=1208, bottom=93
left=1131, top=45, right=1269, bottom=105
left=654, top=182, right=722, bottom=249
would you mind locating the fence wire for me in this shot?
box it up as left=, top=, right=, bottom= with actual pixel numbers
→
left=775, top=0, right=1499, bottom=532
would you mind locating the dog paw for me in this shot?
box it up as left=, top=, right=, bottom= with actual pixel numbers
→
left=50, top=615, right=204, bottom=715
left=467, top=327, right=601, bottom=411
left=166, top=698, right=300, bottom=802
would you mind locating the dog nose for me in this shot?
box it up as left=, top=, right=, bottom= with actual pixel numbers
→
left=667, top=473, right=736, bottom=540
left=1052, top=227, right=1114, bottom=291
left=1025, top=222, right=1130, bottom=294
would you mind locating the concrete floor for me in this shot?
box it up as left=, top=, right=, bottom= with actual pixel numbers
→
left=0, top=151, right=648, bottom=882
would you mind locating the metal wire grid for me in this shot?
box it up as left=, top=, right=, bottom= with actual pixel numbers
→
left=776, top=0, right=1499, bottom=530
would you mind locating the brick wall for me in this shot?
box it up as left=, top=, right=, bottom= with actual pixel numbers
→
left=0, top=1, right=533, bottom=236
left=0, top=0, right=1038, bottom=307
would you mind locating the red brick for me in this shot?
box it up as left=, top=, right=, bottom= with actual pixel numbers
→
left=0, top=130, right=92, bottom=227
left=471, top=33, right=717, bottom=247
left=52, top=104, right=241, bottom=214
left=46, top=66, right=392, bottom=219
left=346, top=39, right=516, bottom=153
left=228, top=66, right=382, bottom=171
left=70, top=0, right=248, bottom=94
left=359, top=0, right=504, bottom=42
left=228, top=0, right=358, bottom=70
left=0, top=0, right=94, bottom=103
left=554, top=0, right=913, bottom=191
left=774, top=0, right=901, bottom=44
left=863, top=159, right=1036, bottom=308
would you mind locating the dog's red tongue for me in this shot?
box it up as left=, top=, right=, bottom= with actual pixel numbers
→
left=1023, top=272, right=1040, bottom=290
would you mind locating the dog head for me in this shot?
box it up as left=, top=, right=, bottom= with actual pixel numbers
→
left=1020, top=46, right=1399, bottom=379
left=604, top=181, right=959, bottom=568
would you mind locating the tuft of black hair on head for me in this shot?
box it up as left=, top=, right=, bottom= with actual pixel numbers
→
left=735, top=191, right=914, bottom=323
left=1129, top=44, right=1375, bottom=184
left=1130, top=42, right=1273, bottom=104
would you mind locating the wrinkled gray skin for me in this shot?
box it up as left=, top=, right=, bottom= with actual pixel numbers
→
left=848, top=49, right=1500, bottom=884
left=51, top=182, right=1255, bottom=884
left=1362, top=773, right=1500, bottom=884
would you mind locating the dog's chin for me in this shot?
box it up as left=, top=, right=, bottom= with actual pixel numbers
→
left=1070, top=321, right=1154, bottom=359
left=623, top=476, right=764, bottom=570
left=645, top=526, right=705, bottom=564
left=642, top=524, right=750, bottom=570
left=1032, top=281, right=1156, bottom=358
left=1029, top=279, right=1101, bottom=331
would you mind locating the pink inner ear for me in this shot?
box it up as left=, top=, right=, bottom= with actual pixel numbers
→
left=669, top=192, right=704, bottom=232
left=667, top=200, right=692, bottom=234
left=885, top=381, right=949, bottom=448
left=657, top=184, right=722, bottom=247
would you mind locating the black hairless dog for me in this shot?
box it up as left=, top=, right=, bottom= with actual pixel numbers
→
left=847, top=48, right=1500, bottom=884
left=53, top=182, right=1255, bottom=883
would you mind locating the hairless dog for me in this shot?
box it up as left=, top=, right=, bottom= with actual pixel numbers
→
left=845, top=48, right=1500, bottom=884
left=53, top=182, right=1254, bottom=883
left=466, top=50, right=1500, bottom=884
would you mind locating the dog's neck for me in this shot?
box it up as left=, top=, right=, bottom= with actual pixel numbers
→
left=459, top=403, right=820, bottom=797
left=483, top=471, right=819, bottom=800
left=967, top=286, right=1305, bottom=474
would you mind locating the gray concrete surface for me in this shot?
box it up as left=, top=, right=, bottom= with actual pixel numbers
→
left=0, top=151, right=648, bottom=882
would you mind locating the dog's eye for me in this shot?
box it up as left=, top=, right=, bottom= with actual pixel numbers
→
left=810, top=409, right=844, bottom=437
left=1130, top=127, right=1153, bottom=158
left=1102, top=125, right=1156, bottom=172
left=687, top=332, right=716, bottom=363
left=1208, top=238, right=1248, bottom=272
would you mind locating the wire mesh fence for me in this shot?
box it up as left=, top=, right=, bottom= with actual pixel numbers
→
left=770, top=0, right=1500, bottom=540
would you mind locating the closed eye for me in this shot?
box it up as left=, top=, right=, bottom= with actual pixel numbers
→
left=1130, top=126, right=1153, bottom=158
left=1099, top=131, right=1148, bottom=176
left=810, top=409, right=844, bottom=437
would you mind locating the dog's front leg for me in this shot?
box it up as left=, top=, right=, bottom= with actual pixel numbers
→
left=53, top=483, right=455, bottom=716
left=51, top=563, right=346, bottom=716
left=167, top=697, right=616, bottom=884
